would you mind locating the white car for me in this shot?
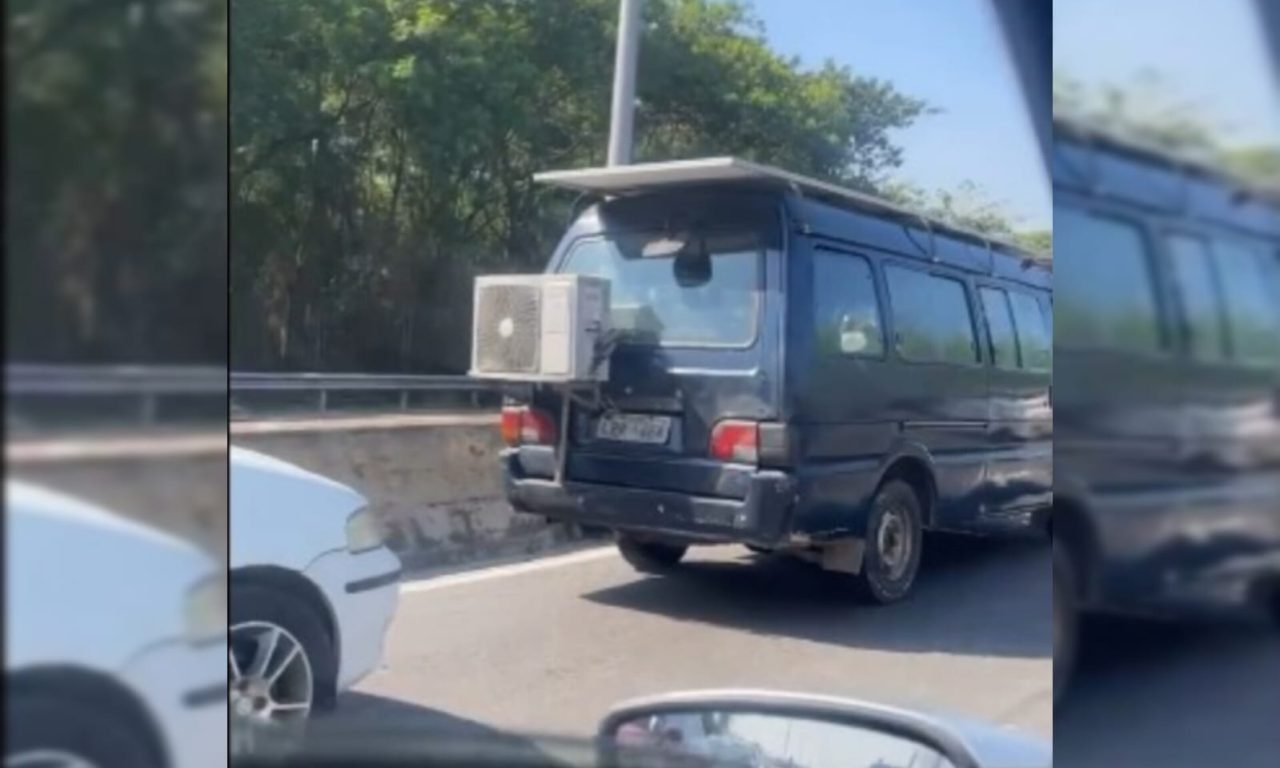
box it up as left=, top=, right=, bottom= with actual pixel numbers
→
left=6, top=481, right=227, bottom=768
left=229, top=446, right=401, bottom=733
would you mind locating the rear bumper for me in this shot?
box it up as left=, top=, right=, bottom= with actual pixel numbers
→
left=503, top=451, right=795, bottom=546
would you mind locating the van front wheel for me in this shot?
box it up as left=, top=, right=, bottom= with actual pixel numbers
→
left=617, top=536, right=688, bottom=574
left=855, top=479, right=924, bottom=605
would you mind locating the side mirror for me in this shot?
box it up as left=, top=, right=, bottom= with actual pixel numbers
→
left=598, top=690, right=1050, bottom=768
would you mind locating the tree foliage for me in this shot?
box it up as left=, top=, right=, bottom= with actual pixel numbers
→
left=6, top=0, right=228, bottom=363
left=230, top=0, right=944, bottom=373
left=1054, top=70, right=1280, bottom=188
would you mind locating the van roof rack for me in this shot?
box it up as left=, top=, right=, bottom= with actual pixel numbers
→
left=1054, top=116, right=1280, bottom=205
left=534, top=157, right=1047, bottom=264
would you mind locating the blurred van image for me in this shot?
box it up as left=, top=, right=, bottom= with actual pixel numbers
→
left=1052, top=118, right=1280, bottom=697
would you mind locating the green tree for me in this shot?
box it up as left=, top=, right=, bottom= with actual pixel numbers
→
left=1012, top=230, right=1052, bottom=256
left=1054, top=71, right=1280, bottom=187
left=7, top=0, right=228, bottom=363
left=230, top=0, right=949, bottom=372
left=882, top=179, right=1047, bottom=255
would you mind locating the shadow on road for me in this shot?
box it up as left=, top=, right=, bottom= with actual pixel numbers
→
left=1055, top=618, right=1280, bottom=768
left=581, top=535, right=1050, bottom=659
left=311, top=692, right=596, bottom=766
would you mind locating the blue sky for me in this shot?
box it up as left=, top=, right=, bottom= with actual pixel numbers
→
left=1054, top=0, right=1279, bottom=148
left=750, top=0, right=1051, bottom=231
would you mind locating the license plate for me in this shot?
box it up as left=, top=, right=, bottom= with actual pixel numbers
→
left=595, top=413, right=673, bottom=445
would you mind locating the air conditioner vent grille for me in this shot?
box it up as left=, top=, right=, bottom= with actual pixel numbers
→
left=474, top=283, right=541, bottom=374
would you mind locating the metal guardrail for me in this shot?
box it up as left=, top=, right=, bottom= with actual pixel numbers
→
left=229, top=372, right=503, bottom=411
left=6, top=364, right=228, bottom=394
left=7, top=364, right=227, bottom=425
left=6, top=365, right=504, bottom=425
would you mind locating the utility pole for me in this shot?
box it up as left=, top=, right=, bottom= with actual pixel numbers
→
left=607, top=0, right=643, bottom=166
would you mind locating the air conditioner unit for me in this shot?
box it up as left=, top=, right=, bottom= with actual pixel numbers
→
left=470, top=274, right=611, bottom=382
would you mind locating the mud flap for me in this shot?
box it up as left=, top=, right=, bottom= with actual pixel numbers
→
left=820, top=538, right=866, bottom=575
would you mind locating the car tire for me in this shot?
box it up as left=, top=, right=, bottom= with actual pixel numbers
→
left=6, top=692, right=161, bottom=768
left=617, top=536, right=688, bottom=574
left=1053, top=538, right=1079, bottom=704
left=854, top=479, right=924, bottom=605
left=230, top=583, right=337, bottom=731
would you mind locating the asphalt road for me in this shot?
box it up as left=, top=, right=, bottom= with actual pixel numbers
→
left=1056, top=615, right=1280, bottom=768
left=341, top=535, right=1054, bottom=745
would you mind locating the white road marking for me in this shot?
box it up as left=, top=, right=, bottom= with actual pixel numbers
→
left=400, top=546, right=618, bottom=594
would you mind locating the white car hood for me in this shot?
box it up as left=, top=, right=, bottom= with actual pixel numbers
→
left=6, top=481, right=217, bottom=671
left=230, top=446, right=368, bottom=571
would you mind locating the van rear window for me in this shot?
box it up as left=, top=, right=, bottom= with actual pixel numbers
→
left=560, top=231, right=761, bottom=347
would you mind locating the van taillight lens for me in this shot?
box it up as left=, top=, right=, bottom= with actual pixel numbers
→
left=501, top=406, right=556, bottom=446
left=710, top=420, right=759, bottom=464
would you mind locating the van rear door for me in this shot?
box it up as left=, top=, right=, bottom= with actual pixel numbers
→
left=538, top=191, right=784, bottom=499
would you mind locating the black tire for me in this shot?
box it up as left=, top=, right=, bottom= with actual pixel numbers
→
left=6, top=692, right=161, bottom=768
left=1053, top=538, right=1079, bottom=704
left=855, top=479, right=924, bottom=605
left=618, top=536, right=688, bottom=574
left=231, top=583, right=337, bottom=716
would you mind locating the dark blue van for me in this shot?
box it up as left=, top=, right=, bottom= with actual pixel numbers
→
left=502, top=159, right=1052, bottom=604
left=1052, top=120, right=1280, bottom=696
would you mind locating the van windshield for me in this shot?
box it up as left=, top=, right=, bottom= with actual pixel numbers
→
left=560, top=231, right=761, bottom=347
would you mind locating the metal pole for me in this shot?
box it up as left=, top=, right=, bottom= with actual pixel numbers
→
left=607, top=0, right=643, bottom=166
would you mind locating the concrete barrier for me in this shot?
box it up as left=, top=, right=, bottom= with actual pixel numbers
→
left=7, top=433, right=229, bottom=561
left=6, top=414, right=591, bottom=572
left=231, top=414, right=591, bottom=572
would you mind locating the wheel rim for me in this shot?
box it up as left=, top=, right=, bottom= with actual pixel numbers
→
left=876, top=505, right=912, bottom=581
left=5, top=751, right=100, bottom=768
left=229, top=620, right=314, bottom=735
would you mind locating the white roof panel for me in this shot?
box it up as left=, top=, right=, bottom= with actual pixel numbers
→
left=534, top=157, right=1041, bottom=260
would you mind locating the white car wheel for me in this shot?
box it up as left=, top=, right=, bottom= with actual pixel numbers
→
left=229, top=620, right=315, bottom=726
left=229, top=582, right=337, bottom=754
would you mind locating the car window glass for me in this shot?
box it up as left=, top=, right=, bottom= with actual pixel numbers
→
left=980, top=287, right=1019, bottom=369
left=1055, top=206, right=1163, bottom=352
left=813, top=251, right=884, bottom=357
left=1166, top=234, right=1228, bottom=362
left=885, top=266, right=978, bottom=365
left=1214, top=239, right=1280, bottom=364
left=1009, top=291, right=1052, bottom=371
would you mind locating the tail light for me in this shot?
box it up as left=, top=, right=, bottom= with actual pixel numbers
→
left=500, top=405, right=557, bottom=446
left=709, top=419, right=759, bottom=464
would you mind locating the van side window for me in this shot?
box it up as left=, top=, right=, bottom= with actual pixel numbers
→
left=1166, top=234, right=1227, bottom=362
left=1055, top=206, right=1162, bottom=352
left=979, top=287, right=1019, bottom=369
left=813, top=251, right=884, bottom=357
left=1009, top=291, right=1052, bottom=371
left=1213, top=240, right=1280, bottom=364
left=885, top=266, right=978, bottom=365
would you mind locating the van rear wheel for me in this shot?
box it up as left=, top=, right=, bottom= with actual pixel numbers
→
left=854, top=479, right=923, bottom=605
left=617, top=536, right=688, bottom=574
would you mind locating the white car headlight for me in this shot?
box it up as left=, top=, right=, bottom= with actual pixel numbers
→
left=345, top=508, right=384, bottom=553
left=184, top=575, right=226, bottom=642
